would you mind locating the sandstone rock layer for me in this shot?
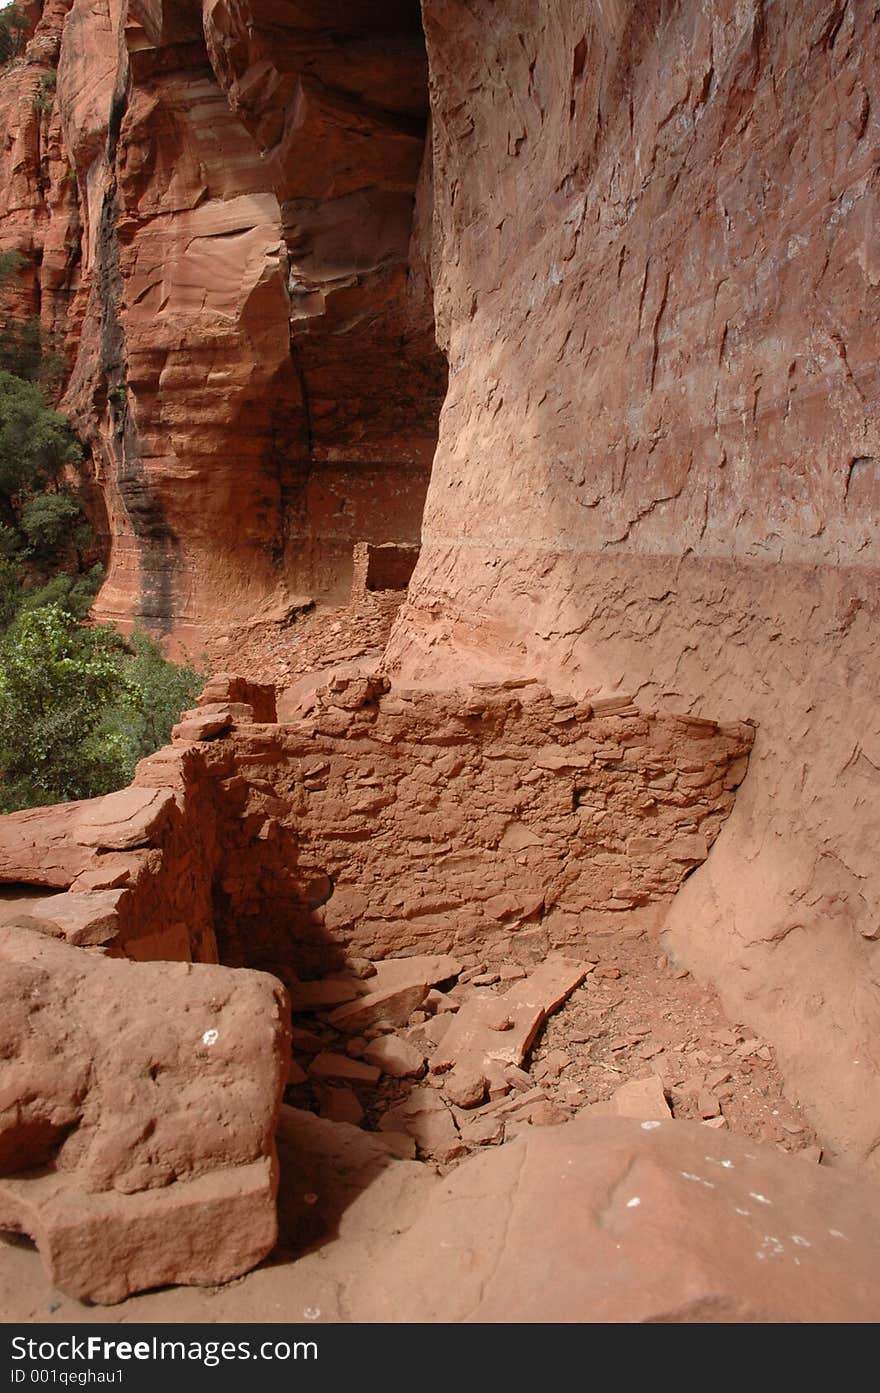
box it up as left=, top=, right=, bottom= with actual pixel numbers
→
left=0, top=923, right=289, bottom=1303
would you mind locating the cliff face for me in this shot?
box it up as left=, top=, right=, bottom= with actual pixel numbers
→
left=1, top=0, right=879, bottom=1171
left=0, top=0, right=445, bottom=641
left=387, top=0, right=880, bottom=1164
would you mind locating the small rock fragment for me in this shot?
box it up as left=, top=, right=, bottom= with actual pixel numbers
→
left=505, top=1065, right=533, bottom=1093
left=308, top=1052, right=380, bottom=1085
left=486, top=1012, right=513, bottom=1032
left=698, top=1091, right=722, bottom=1119
left=525, top=1100, right=569, bottom=1127
left=345, top=957, right=377, bottom=980
left=326, top=982, right=430, bottom=1034
left=612, top=1074, right=671, bottom=1122
left=363, top=1036, right=426, bottom=1079
left=317, top=1086, right=364, bottom=1126
left=443, top=1068, right=487, bottom=1109
left=288, top=978, right=361, bottom=1012
left=459, top=1116, right=505, bottom=1147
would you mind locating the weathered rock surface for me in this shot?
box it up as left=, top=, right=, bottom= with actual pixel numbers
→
left=1, top=0, right=446, bottom=642
left=430, top=955, right=587, bottom=1075
left=348, top=1116, right=880, bottom=1323
left=379, top=0, right=880, bottom=1170
left=73, top=787, right=177, bottom=851
left=0, top=923, right=289, bottom=1302
left=0, top=801, right=96, bottom=888
left=3, top=1106, right=880, bottom=1322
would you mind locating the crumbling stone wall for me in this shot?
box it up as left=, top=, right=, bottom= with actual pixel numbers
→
left=0, top=675, right=753, bottom=977
left=209, top=676, right=753, bottom=973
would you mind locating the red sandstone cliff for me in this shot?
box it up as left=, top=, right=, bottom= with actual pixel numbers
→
left=0, top=0, right=445, bottom=642
left=386, top=0, right=880, bottom=1167
left=1, top=0, right=879, bottom=1176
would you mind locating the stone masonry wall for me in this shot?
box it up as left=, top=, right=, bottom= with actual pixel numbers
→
left=209, top=676, right=753, bottom=974
left=0, top=675, right=752, bottom=977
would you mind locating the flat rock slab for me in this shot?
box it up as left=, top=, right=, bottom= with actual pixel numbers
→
left=612, top=1074, right=672, bottom=1122
left=315, top=1086, right=365, bottom=1126
left=73, top=787, right=177, bottom=851
left=308, top=1052, right=380, bottom=1085
left=379, top=1087, right=465, bottom=1164
left=325, top=982, right=430, bottom=1034
left=0, top=1160, right=275, bottom=1307
left=348, top=1116, right=880, bottom=1323
left=430, top=955, right=587, bottom=1076
left=172, top=711, right=232, bottom=742
left=370, top=954, right=462, bottom=994
left=288, top=978, right=361, bottom=1011
left=0, top=800, right=95, bottom=888
left=363, top=1036, right=426, bottom=1079
left=2, top=890, right=128, bottom=948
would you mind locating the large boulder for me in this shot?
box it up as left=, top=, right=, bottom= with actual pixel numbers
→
left=0, top=924, right=290, bottom=1303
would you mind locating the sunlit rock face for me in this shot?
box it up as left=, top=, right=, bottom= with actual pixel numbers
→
left=0, top=0, right=445, bottom=643
left=384, top=1, right=880, bottom=1169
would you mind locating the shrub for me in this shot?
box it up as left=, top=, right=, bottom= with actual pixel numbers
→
left=0, top=603, right=132, bottom=808
left=16, top=562, right=103, bottom=624
left=0, top=604, right=205, bottom=809
left=0, top=370, right=82, bottom=498
left=20, top=490, right=84, bottom=558
left=0, top=5, right=27, bottom=66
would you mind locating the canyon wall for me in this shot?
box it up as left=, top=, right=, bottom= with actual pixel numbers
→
left=385, top=0, right=880, bottom=1167
left=0, top=0, right=445, bottom=640
left=1, top=0, right=878, bottom=1172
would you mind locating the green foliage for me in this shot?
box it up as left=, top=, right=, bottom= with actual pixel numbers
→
left=0, top=370, right=82, bottom=497
left=0, top=249, right=25, bottom=283
left=117, top=630, right=203, bottom=763
left=0, top=250, right=65, bottom=389
left=0, top=607, right=205, bottom=809
left=0, top=316, right=44, bottom=384
left=0, top=554, right=20, bottom=631
left=0, top=4, right=27, bottom=66
left=33, top=69, right=56, bottom=112
left=0, top=603, right=132, bottom=808
left=20, top=489, right=84, bottom=559
left=16, top=561, right=103, bottom=623
left=0, top=251, right=201, bottom=813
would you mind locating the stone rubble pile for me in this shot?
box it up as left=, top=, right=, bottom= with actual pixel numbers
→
left=280, top=946, right=814, bottom=1168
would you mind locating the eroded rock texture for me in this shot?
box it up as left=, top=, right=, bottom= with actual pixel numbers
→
left=348, top=1115, right=880, bottom=1324
left=380, top=2, right=880, bottom=1170
left=1, top=0, right=878, bottom=1247
left=0, top=923, right=289, bottom=1303
left=0, top=0, right=445, bottom=639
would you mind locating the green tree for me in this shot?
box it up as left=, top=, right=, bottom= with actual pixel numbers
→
left=120, top=629, right=204, bottom=759
left=0, top=5, right=27, bottom=65
left=16, top=561, right=103, bottom=624
left=0, top=606, right=205, bottom=809
left=0, top=603, right=133, bottom=808
left=20, top=490, right=85, bottom=560
left=0, top=370, right=82, bottom=500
